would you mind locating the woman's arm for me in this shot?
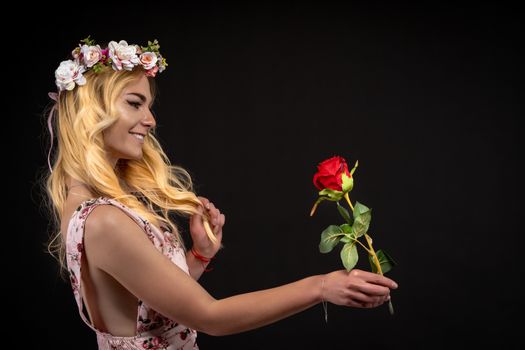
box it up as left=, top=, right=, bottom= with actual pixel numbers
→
left=207, top=274, right=322, bottom=335
left=85, top=205, right=396, bottom=336
left=186, top=251, right=210, bottom=280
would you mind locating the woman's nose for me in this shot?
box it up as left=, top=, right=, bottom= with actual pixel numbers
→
left=141, top=108, right=156, bottom=128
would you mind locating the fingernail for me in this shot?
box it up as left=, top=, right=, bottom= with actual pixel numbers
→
left=392, top=282, right=398, bottom=289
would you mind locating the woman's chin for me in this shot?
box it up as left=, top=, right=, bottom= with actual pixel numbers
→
left=120, top=151, right=144, bottom=162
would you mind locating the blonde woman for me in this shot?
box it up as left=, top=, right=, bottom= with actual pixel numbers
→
left=44, top=38, right=398, bottom=349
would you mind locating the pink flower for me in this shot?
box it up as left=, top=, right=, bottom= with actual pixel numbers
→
left=140, top=52, right=158, bottom=70
left=145, top=66, right=159, bottom=77
left=100, top=48, right=109, bottom=63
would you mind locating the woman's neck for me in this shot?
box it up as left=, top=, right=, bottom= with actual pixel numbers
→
left=66, top=178, right=96, bottom=200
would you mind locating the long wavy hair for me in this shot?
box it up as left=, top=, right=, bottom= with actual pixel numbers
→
left=45, top=68, right=214, bottom=271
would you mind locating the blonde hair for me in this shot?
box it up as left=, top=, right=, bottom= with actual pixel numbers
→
left=45, top=68, right=215, bottom=270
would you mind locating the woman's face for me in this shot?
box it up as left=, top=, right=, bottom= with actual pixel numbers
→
left=103, top=74, right=156, bottom=167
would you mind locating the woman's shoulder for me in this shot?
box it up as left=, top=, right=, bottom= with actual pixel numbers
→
left=82, top=199, right=149, bottom=256
left=71, top=196, right=132, bottom=218
left=64, top=196, right=132, bottom=237
left=69, top=195, right=166, bottom=245
left=84, top=201, right=131, bottom=231
left=80, top=196, right=145, bottom=231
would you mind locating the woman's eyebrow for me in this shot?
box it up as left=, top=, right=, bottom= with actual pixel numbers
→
left=126, top=92, right=147, bottom=102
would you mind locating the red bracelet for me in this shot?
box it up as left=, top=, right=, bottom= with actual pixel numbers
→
left=190, top=247, right=214, bottom=272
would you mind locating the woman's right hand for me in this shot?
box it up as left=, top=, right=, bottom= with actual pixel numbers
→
left=322, top=269, right=398, bottom=308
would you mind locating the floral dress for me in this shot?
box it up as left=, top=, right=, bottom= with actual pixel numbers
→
left=66, top=197, right=199, bottom=350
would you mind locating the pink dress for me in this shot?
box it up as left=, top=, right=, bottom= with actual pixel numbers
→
left=66, top=197, right=199, bottom=350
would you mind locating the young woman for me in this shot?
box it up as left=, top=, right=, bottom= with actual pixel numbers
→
left=44, top=38, right=397, bottom=349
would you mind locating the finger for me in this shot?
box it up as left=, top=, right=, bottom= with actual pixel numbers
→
left=362, top=298, right=385, bottom=308
left=362, top=272, right=398, bottom=289
left=197, top=196, right=210, bottom=208
left=355, top=283, right=390, bottom=297
left=363, top=302, right=379, bottom=308
left=206, top=208, right=218, bottom=226
left=346, top=299, right=367, bottom=308
left=189, top=206, right=204, bottom=227
left=212, top=208, right=220, bottom=224
left=215, top=226, right=223, bottom=241
left=212, top=210, right=220, bottom=231
left=346, top=289, right=380, bottom=304
left=372, top=298, right=387, bottom=308
left=198, top=197, right=217, bottom=213
left=200, top=200, right=217, bottom=222
left=212, top=214, right=225, bottom=234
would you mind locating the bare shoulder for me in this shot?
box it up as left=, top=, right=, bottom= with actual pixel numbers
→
left=83, top=204, right=147, bottom=267
left=85, top=205, right=142, bottom=239
left=84, top=204, right=136, bottom=237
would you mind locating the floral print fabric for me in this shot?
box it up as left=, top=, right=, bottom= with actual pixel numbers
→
left=66, top=197, right=198, bottom=350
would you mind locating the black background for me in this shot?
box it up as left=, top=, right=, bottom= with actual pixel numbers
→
left=9, top=2, right=520, bottom=349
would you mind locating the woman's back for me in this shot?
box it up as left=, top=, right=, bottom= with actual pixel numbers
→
left=61, top=195, right=198, bottom=349
left=61, top=193, right=140, bottom=335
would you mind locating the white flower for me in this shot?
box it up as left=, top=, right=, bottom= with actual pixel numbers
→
left=108, top=40, right=140, bottom=71
left=80, top=44, right=102, bottom=67
left=55, top=60, right=86, bottom=91
left=139, top=52, right=158, bottom=70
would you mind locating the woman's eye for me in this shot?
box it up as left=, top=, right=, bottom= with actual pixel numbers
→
left=127, top=101, right=142, bottom=109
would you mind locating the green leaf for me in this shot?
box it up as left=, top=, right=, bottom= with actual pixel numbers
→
left=352, top=203, right=372, bottom=238
left=378, top=250, right=397, bottom=274
left=352, top=201, right=370, bottom=219
left=339, top=223, right=352, bottom=233
left=319, top=225, right=344, bottom=253
left=80, top=35, right=96, bottom=46
left=341, top=173, right=354, bottom=193
left=340, top=242, right=359, bottom=271
left=340, top=235, right=352, bottom=243
left=142, top=39, right=161, bottom=53
left=350, top=160, right=359, bottom=176
left=337, top=201, right=353, bottom=225
left=368, top=249, right=397, bottom=274
left=318, top=188, right=343, bottom=201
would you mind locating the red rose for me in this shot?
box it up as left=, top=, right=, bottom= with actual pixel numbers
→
left=313, top=156, right=351, bottom=191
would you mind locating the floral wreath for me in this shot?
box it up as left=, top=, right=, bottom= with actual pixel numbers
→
left=54, top=36, right=167, bottom=92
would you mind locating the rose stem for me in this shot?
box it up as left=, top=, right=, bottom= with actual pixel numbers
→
left=310, top=201, right=319, bottom=216
left=344, top=192, right=354, bottom=211
left=365, top=233, right=394, bottom=315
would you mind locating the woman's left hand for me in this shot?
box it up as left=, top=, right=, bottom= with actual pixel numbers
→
left=189, top=196, right=225, bottom=258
